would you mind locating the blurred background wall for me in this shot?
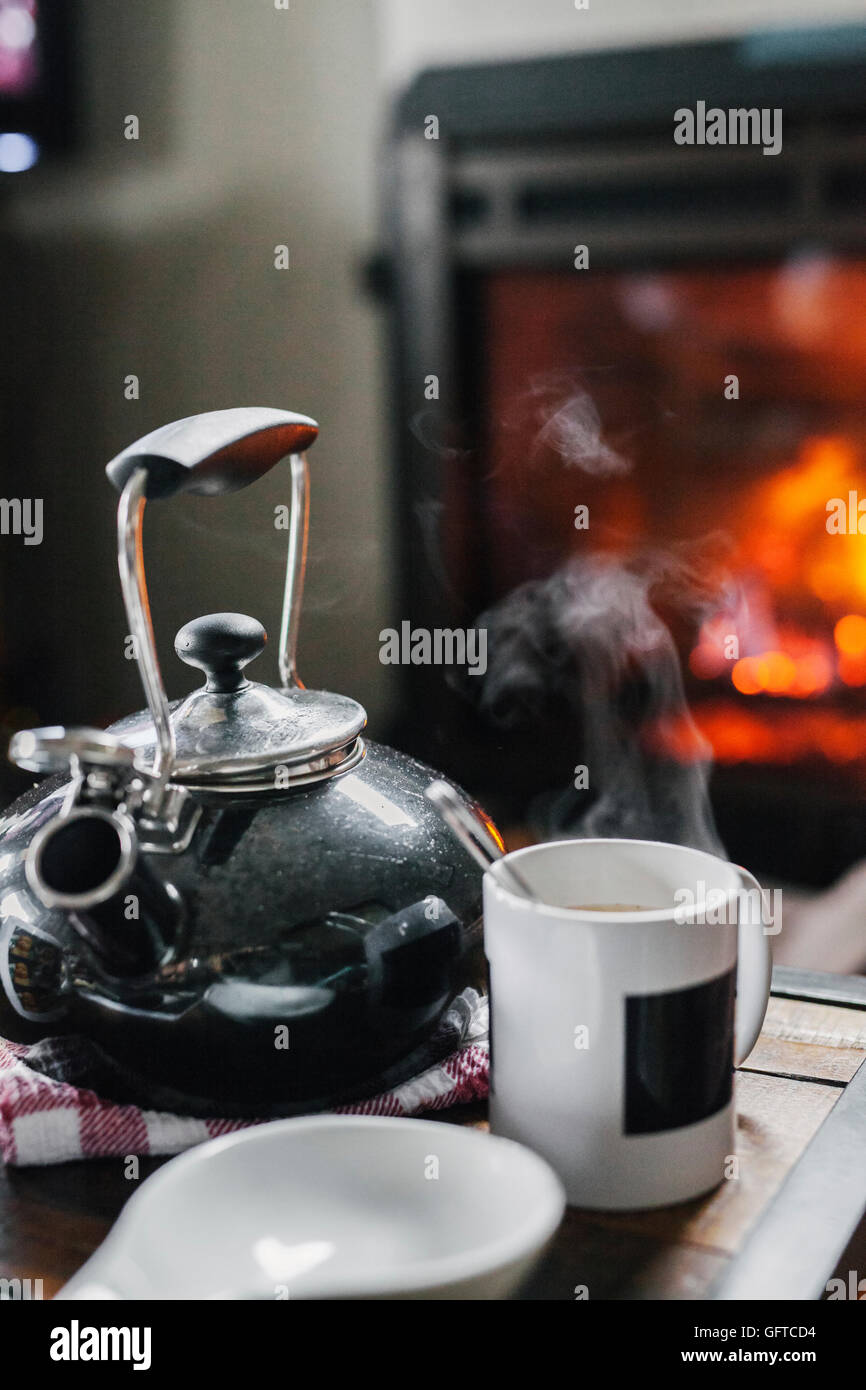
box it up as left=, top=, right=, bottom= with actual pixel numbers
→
left=1, top=0, right=864, bottom=791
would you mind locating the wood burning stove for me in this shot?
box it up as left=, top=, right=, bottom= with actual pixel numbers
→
left=382, top=26, right=866, bottom=885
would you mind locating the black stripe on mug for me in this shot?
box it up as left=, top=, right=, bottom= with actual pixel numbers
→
left=624, top=966, right=736, bottom=1135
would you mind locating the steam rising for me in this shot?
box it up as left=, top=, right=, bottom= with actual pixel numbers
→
left=475, top=378, right=729, bottom=855
left=519, top=376, right=631, bottom=477
left=476, top=551, right=726, bottom=854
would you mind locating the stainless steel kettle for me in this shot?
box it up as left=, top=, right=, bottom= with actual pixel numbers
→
left=0, top=409, right=489, bottom=1115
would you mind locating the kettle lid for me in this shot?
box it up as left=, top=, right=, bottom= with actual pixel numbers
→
left=111, top=612, right=367, bottom=791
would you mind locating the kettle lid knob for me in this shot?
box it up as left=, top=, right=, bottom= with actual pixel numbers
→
left=175, top=613, right=266, bottom=694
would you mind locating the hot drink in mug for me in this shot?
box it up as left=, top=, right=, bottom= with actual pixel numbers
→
left=483, top=838, right=773, bottom=1210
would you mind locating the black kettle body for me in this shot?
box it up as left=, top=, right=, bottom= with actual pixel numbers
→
left=0, top=410, right=489, bottom=1116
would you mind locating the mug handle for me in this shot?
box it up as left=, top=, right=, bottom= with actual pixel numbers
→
left=734, top=866, right=774, bottom=1065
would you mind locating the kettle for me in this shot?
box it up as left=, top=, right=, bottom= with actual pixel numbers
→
left=0, top=409, right=490, bottom=1115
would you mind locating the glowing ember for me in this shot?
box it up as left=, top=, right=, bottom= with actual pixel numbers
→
left=694, top=702, right=866, bottom=770
left=834, top=613, right=866, bottom=656
left=838, top=653, right=866, bottom=688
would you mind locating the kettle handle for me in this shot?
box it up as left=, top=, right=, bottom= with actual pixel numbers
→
left=105, top=407, right=318, bottom=499
left=106, top=409, right=318, bottom=800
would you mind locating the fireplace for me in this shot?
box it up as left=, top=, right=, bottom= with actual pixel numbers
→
left=383, top=27, right=866, bottom=885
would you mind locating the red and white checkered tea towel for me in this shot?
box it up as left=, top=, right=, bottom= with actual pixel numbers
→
left=0, top=991, right=489, bottom=1167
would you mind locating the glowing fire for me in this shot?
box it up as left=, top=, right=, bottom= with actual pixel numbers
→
left=690, top=436, right=866, bottom=703
left=687, top=434, right=866, bottom=768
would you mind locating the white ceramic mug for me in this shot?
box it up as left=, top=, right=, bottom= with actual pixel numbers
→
left=483, top=838, right=773, bottom=1210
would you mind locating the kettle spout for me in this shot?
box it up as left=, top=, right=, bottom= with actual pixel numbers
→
left=26, top=806, right=180, bottom=976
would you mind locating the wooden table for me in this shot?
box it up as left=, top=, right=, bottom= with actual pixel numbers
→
left=1, top=967, right=865, bottom=1300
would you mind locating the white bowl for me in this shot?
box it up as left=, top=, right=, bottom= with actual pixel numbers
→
left=57, top=1116, right=565, bottom=1300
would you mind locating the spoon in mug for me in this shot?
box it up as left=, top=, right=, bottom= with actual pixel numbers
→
left=425, top=780, right=540, bottom=903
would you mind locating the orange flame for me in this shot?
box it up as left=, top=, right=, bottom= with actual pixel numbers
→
left=691, top=435, right=866, bottom=703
